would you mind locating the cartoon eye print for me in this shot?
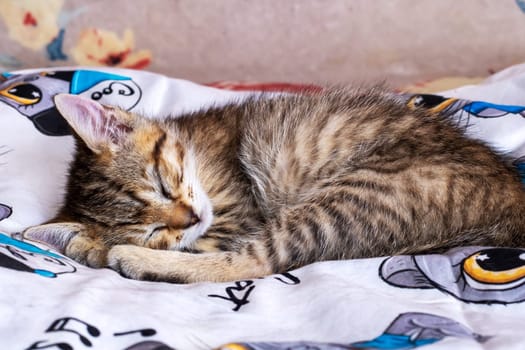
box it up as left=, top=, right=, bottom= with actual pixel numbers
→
left=405, top=93, right=525, bottom=119
left=0, top=82, right=42, bottom=106
left=406, top=94, right=462, bottom=115
left=380, top=246, right=525, bottom=304
left=0, top=70, right=142, bottom=136
left=461, top=248, right=525, bottom=290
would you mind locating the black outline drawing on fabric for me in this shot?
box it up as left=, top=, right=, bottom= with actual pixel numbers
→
left=208, top=272, right=301, bottom=311
left=0, top=203, right=12, bottom=221
left=208, top=280, right=256, bottom=311
left=26, top=317, right=100, bottom=350
left=47, top=317, right=101, bottom=346
left=0, top=233, right=76, bottom=278
left=124, top=340, right=175, bottom=350
left=114, top=329, right=157, bottom=338
left=0, top=145, right=12, bottom=222
left=25, top=340, right=73, bottom=350
left=26, top=316, right=163, bottom=350
left=0, top=69, right=142, bottom=136
left=90, top=81, right=138, bottom=103
left=404, top=93, right=525, bottom=137
left=219, top=312, right=489, bottom=350
left=380, top=246, right=525, bottom=304
left=273, top=272, right=301, bottom=285
left=405, top=93, right=525, bottom=119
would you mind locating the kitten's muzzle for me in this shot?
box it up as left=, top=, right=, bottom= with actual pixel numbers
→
left=169, top=204, right=201, bottom=229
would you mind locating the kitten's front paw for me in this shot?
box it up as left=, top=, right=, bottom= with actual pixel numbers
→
left=66, top=234, right=109, bottom=268
left=23, top=222, right=108, bottom=268
left=107, top=245, right=155, bottom=281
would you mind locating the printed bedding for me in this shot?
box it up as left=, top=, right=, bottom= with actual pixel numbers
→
left=2, top=65, right=525, bottom=350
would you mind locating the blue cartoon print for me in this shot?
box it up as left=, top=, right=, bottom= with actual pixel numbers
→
left=0, top=69, right=142, bottom=136
left=0, top=233, right=75, bottom=278
left=405, top=94, right=525, bottom=118
left=219, top=312, right=488, bottom=350
left=515, top=160, right=525, bottom=184
left=380, top=246, right=525, bottom=304
left=350, top=312, right=488, bottom=349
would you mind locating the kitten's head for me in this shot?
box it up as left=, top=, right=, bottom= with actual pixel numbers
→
left=26, top=94, right=213, bottom=252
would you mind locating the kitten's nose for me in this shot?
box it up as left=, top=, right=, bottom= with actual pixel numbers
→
left=188, top=210, right=200, bottom=226
left=170, top=204, right=200, bottom=229
left=183, top=210, right=200, bottom=229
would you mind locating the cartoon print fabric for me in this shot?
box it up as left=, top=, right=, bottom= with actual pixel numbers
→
left=0, top=70, right=142, bottom=136
left=4, top=65, right=525, bottom=234
left=380, top=246, right=525, bottom=304
left=1, top=230, right=524, bottom=349
left=3, top=64, right=525, bottom=348
left=219, top=312, right=489, bottom=350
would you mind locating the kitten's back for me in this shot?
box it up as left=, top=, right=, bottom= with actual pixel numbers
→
left=235, top=87, right=525, bottom=258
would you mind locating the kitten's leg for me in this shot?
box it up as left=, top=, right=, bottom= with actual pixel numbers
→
left=107, top=198, right=352, bottom=283
left=110, top=186, right=400, bottom=283
left=23, top=223, right=109, bottom=268
left=107, top=242, right=273, bottom=283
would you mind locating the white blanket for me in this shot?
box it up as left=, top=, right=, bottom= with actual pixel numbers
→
left=2, top=65, right=525, bottom=349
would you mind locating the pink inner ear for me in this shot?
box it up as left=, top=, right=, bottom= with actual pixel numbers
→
left=70, top=98, right=116, bottom=137
left=54, top=94, right=132, bottom=148
left=105, top=112, right=134, bottom=144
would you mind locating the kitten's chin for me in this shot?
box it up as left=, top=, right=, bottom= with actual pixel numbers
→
left=175, top=201, right=213, bottom=250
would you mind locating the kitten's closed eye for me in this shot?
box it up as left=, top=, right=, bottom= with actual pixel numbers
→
left=154, top=169, right=177, bottom=201
left=152, top=132, right=176, bottom=200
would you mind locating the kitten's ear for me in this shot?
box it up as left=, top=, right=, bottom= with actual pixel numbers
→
left=54, top=94, right=133, bottom=153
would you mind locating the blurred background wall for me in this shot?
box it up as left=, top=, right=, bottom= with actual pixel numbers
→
left=1, top=0, right=525, bottom=86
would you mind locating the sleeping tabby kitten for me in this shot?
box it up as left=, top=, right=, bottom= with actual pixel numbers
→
left=23, top=88, right=525, bottom=283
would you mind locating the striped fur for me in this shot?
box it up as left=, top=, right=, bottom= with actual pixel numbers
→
left=24, top=88, right=525, bottom=283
